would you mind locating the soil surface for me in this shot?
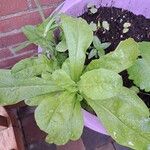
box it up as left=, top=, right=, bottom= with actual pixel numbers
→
left=81, top=7, right=150, bottom=107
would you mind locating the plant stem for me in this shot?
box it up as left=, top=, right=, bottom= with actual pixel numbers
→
left=34, top=0, right=45, bottom=21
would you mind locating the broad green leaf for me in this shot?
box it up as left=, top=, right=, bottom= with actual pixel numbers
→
left=78, top=68, right=123, bottom=100
left=61, top=15, right=93, bottom=81
left=0, top=70, right=61, bottom=105
left=128, top=42, right=150, bottom=92
left=86, top=38, right=139, bottom=73
left=35, top=92, right=83, bottom=145
left=56, top=39, right=67, bottom=52
left=11, top=55, right=57, bottom=78
left=87, top=87, right=150, bottom=150
left=52, top=69, right=77, bottom=93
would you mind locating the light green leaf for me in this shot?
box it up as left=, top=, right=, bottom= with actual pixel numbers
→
left=52, top=69, right=77, bottom=92
left=35, top=92, right=83, bottom=145
left=61, top=59, right=71, bottom=76
left=0, top=70, right=61, bottom=105
left=88, top=49, right=97, bottom=59
left=87, top=87, right=150, bottom=150
left=93, top=36, right=107, bottom=56
left=78, top=68, right=123, bottom=100
left=86, top=38, right=139, bottom=73
left=25, top=93, right=56, bottom=106
left=11, top=55, right=57, bottom=78
left=43, top=16, right=57, bottom=37
left=61, top=15, right=93, bottom=81
left=70, top=95, right=83, bottom=140
left=93, top=36, right=110, bottom=50
left=22, top=24, right=54, bottom=51
left=56, top=39, right=67, bottom=52
left=128, top=42, right=150, bottom=92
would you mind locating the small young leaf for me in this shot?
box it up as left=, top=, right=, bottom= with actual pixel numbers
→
left=123, top=28, right=129, bottom=33
left=89, top=21, right=97, bottom=31
left=102, top=21, right=110, bottom=31
left=93, top=36, right=108, bottom=56
left=56, top=39, right=67, bottom=52
left=100, top=42, right=111, bottom=49
left=123, top=22, right=131, bottom=28
left=88, top=49, right=97, bottom=59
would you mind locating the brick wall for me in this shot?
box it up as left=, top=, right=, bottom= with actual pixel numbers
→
left=0, top=0, right=64, bottom=68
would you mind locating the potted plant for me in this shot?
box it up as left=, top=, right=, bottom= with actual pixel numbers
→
left=0, top=0, right=150, bottom=149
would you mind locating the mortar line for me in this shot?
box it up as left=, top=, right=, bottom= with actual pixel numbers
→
left=0, top=50, right=37, bottom=62
left=0, top=2, right=61, bottom=21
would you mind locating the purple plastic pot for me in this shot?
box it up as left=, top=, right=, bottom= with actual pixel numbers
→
left=39, top=0, right=150, bottom=135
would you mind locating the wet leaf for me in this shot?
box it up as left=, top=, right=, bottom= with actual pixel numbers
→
left=0, top=70, right=61, bottom=105
left=61, top=15, right=93, bottom=81
left=11, top=55, right=57, bottom=78
left=86, top=38, right=139, bottom=73
left=35, top=92, right=83, bottom=145
left=87, top=87, right=150, bottom=150
left=78, top=68, right=123, bottom=100
left=128, top=42, right=150, bottom=92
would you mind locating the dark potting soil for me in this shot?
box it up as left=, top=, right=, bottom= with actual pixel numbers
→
left=81, top=7, right=150, bottom=107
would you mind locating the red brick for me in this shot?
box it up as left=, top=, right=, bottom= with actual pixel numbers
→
left=31, top=0, right=64, bottom=8
left=15, top=44, right=37, bottom=54
left=0, top=8, right=55, bottom=33
left=0, top=51, right=36, bottom=69
left=0, top=48, right=13, bottom=59
left=0, top=0, right=28, bottom=16
left=0, top=32, right=27, bottom=49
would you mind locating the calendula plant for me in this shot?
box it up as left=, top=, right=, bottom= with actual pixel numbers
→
left=0, top=15, right=150, bottom=150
